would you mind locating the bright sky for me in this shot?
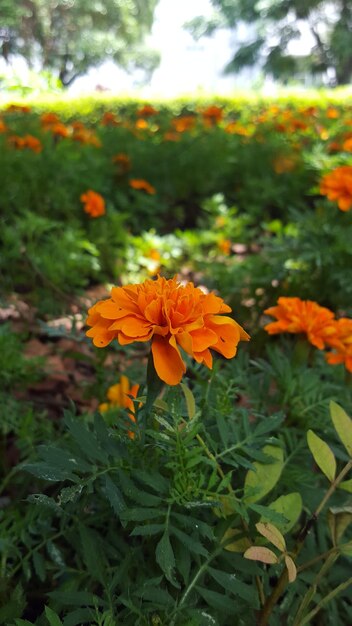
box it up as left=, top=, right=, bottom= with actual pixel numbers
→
left=70, top=0, right=249, bottom=96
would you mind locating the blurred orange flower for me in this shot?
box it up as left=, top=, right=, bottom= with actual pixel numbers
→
left=320, top=165, right=352, bottom=211
left=264, top=297, right=337, bottom=350
left=273, top=155, right=297, bottom=174
left=41, top=112, right=61, bottom=127
left=99, top=375, right=139, bottom=438
left=49, top=123, right=70, bottom=138
left=202, top=105, right=223, bottom=126
left=80, top=190, right=106, bottom=218
left=171, top=115, right=196, bottom=133
left=8, top=134, right=42, bottom=153
left=101, top=111, right=119, bottom=126
left=72, top=127, right=101, bottom=147
left=137, top=104, right=158, bottom=117
left=129, top=179, right=156, bottom=194
left=112, top=152, right=131, bottom=173
left=218, top=238, right=231, bottom=255
left=0, top=118, right=8, bottom=133
left=326, top=107, right=339, bottom=119
left=86, top=275, right=249, bottom=385
left=342, top=137, right=352, bottom=152
left=325, top=318, right=352, bottom=372
left=5, top=104, right=31, bottom=114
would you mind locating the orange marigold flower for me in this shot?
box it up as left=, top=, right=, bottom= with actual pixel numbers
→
left=129, top=178, right=156, bottom=195
left=41, top=112, right=61, bottom=127
left=264, top=297, right=337, bottom=350
left=342, top=137, right=352, bottom=152
left=137, top=104, right=158, bottom=117
left=0, top=118, right=8, bottom=133
left=112, top=152, right=131, bottom=173
left=325, top=318, right=352, bottom=372
left=80, top=190, right=106, bottom=218
left=326, top=107, right=339, bottom=119
left=171, top=115, right=196, bottom=133
left=86, top=275, right=250, bottom=386
left=49, top=122, right=70, bottom=138
left=99, top=375, right=139, bottom=438
left=72, top=127, right=101, bottom=147
left=319, top=165, right=352, bottom=212
left=101, top=111, right=119, bottom=126
left=202, top=105, right=223, bottom=125
left=273, top=155, right=297, bottom=174
left=8, top=134, right=42, bottom=152
left=5, top=103, right=31, bottom=114
left=135, top=118, right=149, bottom=130
left=218, top=238, right=231, bottom=255
left=163, top=131, right=180, bottom=142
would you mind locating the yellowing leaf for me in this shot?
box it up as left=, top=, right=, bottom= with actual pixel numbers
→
left=262, top=493, right=302, bottom=534
left=244, top=445, right=284, bottom=503
left=328, top=507, right=352, bottom=546
left=338, top=479, right=352, bottom=493
left=285, top=555, right=297, bottom=583
left=180, top=383, right=196, bottom=420
left=244, top=546, right=278, bottom=564
left=223, top=528, right=251, bottom=553
left=256, top=522, right=286, bottom=552
left=307, top=430, right=336, bottom=482
left=330, top=401, right=352, bottom=457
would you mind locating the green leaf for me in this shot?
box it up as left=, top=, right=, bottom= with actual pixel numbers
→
left=196, top=586, right=236, bottom=613
left=47, top=591, right=103, bottom=606
left=23, top=462, right=77, bottom=483
left=180, top=382, right=196, bottom=419
left=307, top=430, right=336, bottom=482
left=155, top=531, right=179, bottom=588
left=45, top=606, right=63, bottom=626
left=101, top=474, right=126, bottom=517
left=33, top=550, right=46, bottom=582
left=330, top=401, right=352, bottom=457
left=339, top=479, right=352, bottom=493
left=244, top=546, right=279, bottom=564
left=207, top=567, right=259, bottom=607
left=244, top=444, right=284, bottom=503
left=261, top=493, right=302, bottom=534
left=79, top=526, right=105, bottom=584
left=62, top=608, right=96, bottom=626
left=249, top=503, right=288, bottom=526
left=64, top=413, right=107, bottom=464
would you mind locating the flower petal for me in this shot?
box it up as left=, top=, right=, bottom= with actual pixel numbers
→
left=152, top=335, right=186, bottom=385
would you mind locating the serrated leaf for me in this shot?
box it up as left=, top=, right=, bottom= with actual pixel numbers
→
left=180, top=382, right=196, bottom=419
left=33, top=550, right=46, bottom=582
left=45, top=606, right=63, bottom=626
left=64, top=413, right=106, bottom=464
left=262, top=493, right=302, bottom=534
left=23, top=462, right=77, bottom=483
left=330, top=401, right=352, bottom=457
left=196, top=586, right=236, bottom=613
left=285, top=555, right=297, bottom=582
left=207, top=567, right=259, bottom=607
left=155, top=531, right=179, bottom=587
left=79, top=526, right=105, bottom=584
left=244, top=445, right=284, bottom=503
left=244, top=546, right=279, bottom=564
left=256, top=522, right=286, bottom=552
left=102, top=474, right=126, bottom=517
left=130, top=524, right=164, bottom=536
left=307, top=430, right=336, bottom=482
left=27, top=494, right=62, bottom=514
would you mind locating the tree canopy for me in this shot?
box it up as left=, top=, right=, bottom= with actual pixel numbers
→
left=187, top=0, right=352, bottom=85
left=0, top=0, right=160, bottom=86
